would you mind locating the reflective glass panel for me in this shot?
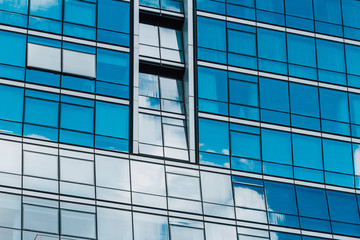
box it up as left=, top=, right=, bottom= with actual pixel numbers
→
left=61, top=210, right=96, bottom=238
left=201, top=172, right=233, bottom=205
left=133, top=213, right=169, bottom=240
left=62, top=50, right=96, bottom=78
left=131, top=161, right=166, bottom=195
left=97, top=207, right=132, bottom=240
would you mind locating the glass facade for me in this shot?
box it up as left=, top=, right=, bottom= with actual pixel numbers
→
left=0, top=0, right=360, bottom=240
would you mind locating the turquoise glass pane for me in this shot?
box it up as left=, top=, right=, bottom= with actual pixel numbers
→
left=30, top=0, right=62, bottom=20
left=0, top=30, right=26, bottom=67
left=95, top=102, right=129, bottom=139
left=64, top=0, right=96, bottom=26
left=0, top=85, right=23, bottom=122
left=98, top=0, right=130, bottom=33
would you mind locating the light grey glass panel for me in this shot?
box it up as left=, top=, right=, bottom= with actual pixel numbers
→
left=161, top=99, right=184, bottom=113
left=0, top=172, right=21, bottom=188
left=238, top=227, right=269, bottom=238
left=61, top=210, right=96, bottom=238
left=60, top=182, right=95, bottom=198
left=27, top=43, right=61, bottom=72
left=131, top=161, right=166, bottom=195
left=132, top=192, right=167, bottom=209
left=139, top=23, right=159, bottom=46
left=159, top=27, right=182, bottom=50
left=139, top=45, right=160, bottom=58
left=162, top=117, right=184, bottom=126
left=0, top=227, right=21, bottom=240
left=201, top=172, right=234, bottom=205
left=159, top=77, right=182, bottom=101
left=167, top=173, right=200, bottom=200
left=170, top=225, right=204, bottom=240
left=133, top=213, right=169, bottom=240
left=97, top=207, right=132, bottom=240
left=0, top=140, right=22, bottom=174
left=238, top=235, right=269, bottom=240
left=138, top=143, right=164, bottom=156
left=139, top=96, right=161, bottom=110
left=96, top=187, right=131, bottom=204
left=163, top=124, right=187, bottom=149
left=60, top=157, right=94, bottom=184
left=23, top=205, right=58, bottom=233
left=168, top=198, right=202, bottom=214
left=23, top=151, right=58, bottom=179
left=160, top=48, right=182, bottom=62
left=139, top=73, right=159, bottom=98
left=23, top=176, right=58, bottom=193
left=95, top=155, right=130, bottom=191
left=236, top=208, right=268, bottom=223
left=233, top=184, right=265, bottom=210
left=139, top=113, right=162, bottom=145
left=164, top=147, right=188, bottom=160
left=205, top=223, right=237, bottom=240
left=0, top=193, right=21, bottom=229
left=62, top=49, right=96, bottom=78
left=203, top=203, right=235, bottom=218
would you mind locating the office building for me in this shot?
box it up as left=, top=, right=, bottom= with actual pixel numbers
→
left=0, top=0, right=360, bottom=239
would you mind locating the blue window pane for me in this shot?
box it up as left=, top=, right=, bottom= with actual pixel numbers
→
left=342, top=0, right=360, bottom=28
left=261, top=129, right=292, bottom=165
left=64, top=0, right=96, bottom=27
left=287, top=34, right=316, bottom=67
left=98, top=0, right=129, bottom=33
left=256, top=0, right=284, bottom=13
left=290, top=83, right=319, bottom=117
left=314, top=0, right=342, bottom=24
left=140, top=0, right=159, bottom=8
left=346, top=44, right=360, bottom=76
left=197, top=0, right=225, bottom=14
left=227, top=30, right=256, bottom=56
left=227, top=4, right=255, bottom=21
left=292, top=134, right=323, bottom=170
left=296, top=186, right=329, bottom=219
left=24, top=124, right=58, bottom=141
left=30, top=0, right=62, bottom=20
left=319, top=88, right=349, bottom=123
left=316, top=39, right=345, bottom=73
left=0, top=30, right=26, bottom=67
left=327, top=191, right=360, bottom=224
left=96, top=81, right=129, bottom=99
left=97, top=29, right=129, bottom=46
left=199, top=118, right=229, bottom=155
left=265, top=181, right=298, bottom=215
left=0, top=85, right=23, bottom=122
left=63, top=23, right=96, bottom=40
left=229, top=80, right=258, bottom=107
left=197, top=17, right=226, bottom=51
left=0, top=0, right=28, bottom=14
left=95, top=102, right=129, bottom=139
left=61, top=104, right=94, bottom=133
left=231, top=131, right=260, bottom=159
left=161, top=0, right=183, bottom=12
left=95, top=135, right=128, bottom=152
left=198, top=67, right=228, bottom=102
left=25, top=98, right=58, bottom=127
left=257, top=28, right=286, bottom=62
left=285, top=0, right=313, bottom=19
left=260, top=78, right=289, bottom=112
left=323, top=139, right=353, bottom=175
left=350, top=93, right=360, bottom=125
left=97, top=49, right=129, bottom=86
left=60, top=129, right=93, bottom=147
